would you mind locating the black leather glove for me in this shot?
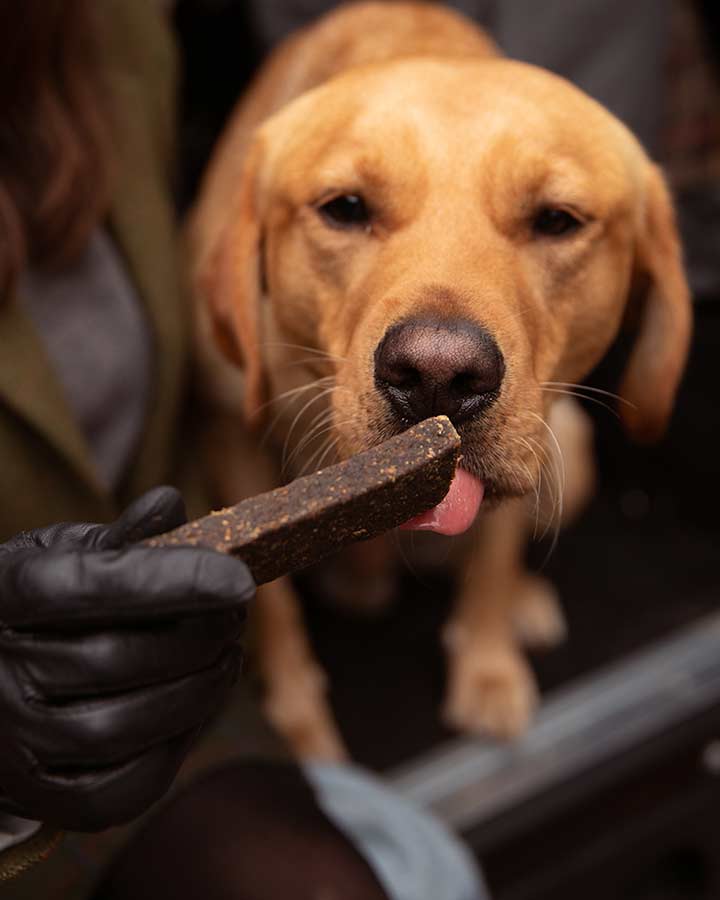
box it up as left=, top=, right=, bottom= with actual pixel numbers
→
left=0, top=486, right=254, bottom=832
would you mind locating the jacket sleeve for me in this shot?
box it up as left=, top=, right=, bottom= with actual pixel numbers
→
left=0, top=824, right=63, bottom=883
left=0, top=0, right=181, bottom=882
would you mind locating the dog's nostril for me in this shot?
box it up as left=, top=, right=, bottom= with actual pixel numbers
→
left=451, top=371, right=486, bottom=397
left=374, top=317, right=505, bottom=426
left=384, top=366, right=421, bottom=390
left=451, top=359, right=503, bottom=398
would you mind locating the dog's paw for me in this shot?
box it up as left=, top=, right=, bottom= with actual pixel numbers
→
left=263, top=665, right=348, bottom=762
left=512, top=575, right=567, bottom=648
left=442, top=630, right=538, bottom=739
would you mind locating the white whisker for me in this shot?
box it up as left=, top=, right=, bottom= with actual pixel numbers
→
left=262, top=376, right=337, bottom=410
left=284, top=407, right=338, bottom=472
left=517, top=437, right=543, bottom=539
left=259, top=341, right=347, bottom=365
left=312, top=433, right=344, bottom=473
left=298, top=418, right=355, bottom=476
left=296, top=433, right=335, bottom=477
left=528, top=412, right=565, bottom=559
left=541, top=381, right=636, bottom=408
left=259, top=377, right=337, bottom=448
left=526, top=433, right=558, bottom=542
left=281, top=385, right=339, bottom=471
left=541, top=386, right=620, bottom=420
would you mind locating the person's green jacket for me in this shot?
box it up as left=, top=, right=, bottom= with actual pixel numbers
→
left=0, top=0, right=189, bottom=544
left=0, top=0, right=190, bottom=886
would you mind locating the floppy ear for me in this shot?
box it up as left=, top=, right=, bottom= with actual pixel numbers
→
left=619, top=164, right=692, bottom=442
left=197, top=139, right=269, bottom=427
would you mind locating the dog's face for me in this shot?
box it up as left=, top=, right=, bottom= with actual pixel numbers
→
left=207, top=58, right=691, bottom=507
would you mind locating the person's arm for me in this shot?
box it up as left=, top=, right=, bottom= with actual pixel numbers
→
left=0, top=487, right=254, bottom=878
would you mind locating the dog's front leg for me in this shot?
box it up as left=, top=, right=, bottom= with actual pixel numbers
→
left=254, top=576, right=348, bottom=761
left=443, top=499, right=562, bottom=739
left=443, top=397, right=594, bottom=738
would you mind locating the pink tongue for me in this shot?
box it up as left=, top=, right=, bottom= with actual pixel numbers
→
left=401, top=468, right=484, bottom=536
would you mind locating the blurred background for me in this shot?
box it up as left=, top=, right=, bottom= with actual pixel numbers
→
left=172, top=2, right=720, bottom=897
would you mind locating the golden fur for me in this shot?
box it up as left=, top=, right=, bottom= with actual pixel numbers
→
left=189, top=2, right=692, bottom=758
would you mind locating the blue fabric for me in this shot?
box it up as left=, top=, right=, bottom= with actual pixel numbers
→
left=304, top=762, right=490, bottom=900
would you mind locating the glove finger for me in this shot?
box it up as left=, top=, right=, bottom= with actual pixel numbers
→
left=1, top=611, right=244, bottom=700
left=0, top=521, right=105, bottom=553
left=0, top=487, right=185, bottom=557
left=99, top=486, right=188, bottom=549
left=3, top=728, right=199, bottom=831
left=2, top=545, right=255, bottom=628
left=26, top=647, right=240, bottom=770
left=0, top=791, right=37, bottom=820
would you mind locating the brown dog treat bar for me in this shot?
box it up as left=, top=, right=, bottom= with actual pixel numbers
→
left=145, top=415, right=460, bottom=585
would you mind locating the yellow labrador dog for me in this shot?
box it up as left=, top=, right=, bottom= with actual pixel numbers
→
left=189, top=2, right=691, bottom=759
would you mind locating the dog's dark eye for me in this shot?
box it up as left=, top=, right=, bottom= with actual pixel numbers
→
left=533, top=207, right=583, bottom=237
left=317, top=194, right=371, bottom=229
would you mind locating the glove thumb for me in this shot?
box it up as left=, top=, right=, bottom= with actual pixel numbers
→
left=100, top=486, right=188, bottom=549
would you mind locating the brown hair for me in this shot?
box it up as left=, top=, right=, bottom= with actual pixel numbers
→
left=0, top=0, right=113, bottom=299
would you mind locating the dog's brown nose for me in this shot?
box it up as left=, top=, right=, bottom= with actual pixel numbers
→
left=374, top=318, right=504, bottom=425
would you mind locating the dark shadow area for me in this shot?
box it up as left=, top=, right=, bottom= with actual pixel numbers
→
left=174, top=0, right=261, bottom=210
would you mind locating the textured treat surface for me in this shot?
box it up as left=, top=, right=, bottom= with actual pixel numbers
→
left=146, top=415, right=460, bottom=584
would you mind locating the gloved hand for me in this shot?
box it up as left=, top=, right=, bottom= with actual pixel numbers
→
left=0, top=486, right=254, bottom=832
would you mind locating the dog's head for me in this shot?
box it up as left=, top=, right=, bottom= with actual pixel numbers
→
left=202, top=58, right=691, bottom=524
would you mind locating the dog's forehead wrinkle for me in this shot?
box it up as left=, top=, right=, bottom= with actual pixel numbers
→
left=265, top=55, right=646, bottom=224
left=330, top=126, right=625, bottom=239
left=276, top=108, right=638, bottom=239
left=339, top=69, right=641, bottom=199
left=347, top=57, right=615, bottom=134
